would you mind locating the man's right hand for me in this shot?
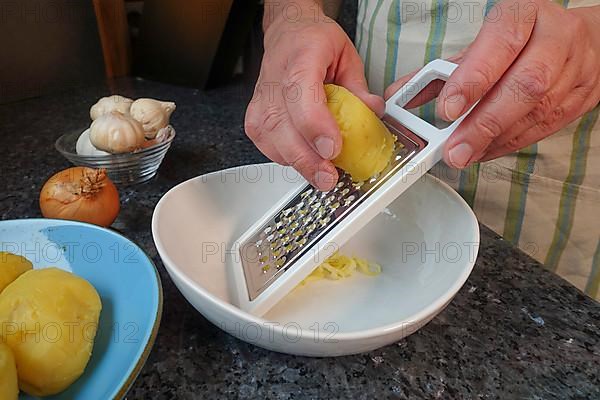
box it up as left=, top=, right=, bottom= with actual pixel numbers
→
left=244, top=0, right=384, bottom=191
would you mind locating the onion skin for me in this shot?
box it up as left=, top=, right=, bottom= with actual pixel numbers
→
left=39, top=167, right=120, bottom=227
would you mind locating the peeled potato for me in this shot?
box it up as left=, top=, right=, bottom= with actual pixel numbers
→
left=325, top=84, right=396, bottom=181
left=0, top=268, right=102, bottom=396
left=0, top=252, right=33, bottom=293
left=0, top=342, right=19, bottom=400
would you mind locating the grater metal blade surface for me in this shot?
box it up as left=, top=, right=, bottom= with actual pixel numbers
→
left=239, top=119, right=425, bottom=301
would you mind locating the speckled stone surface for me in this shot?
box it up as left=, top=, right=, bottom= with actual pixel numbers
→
left=1, top=75, right=598, bottom=399
left=2, top=3, right=599, bottom=400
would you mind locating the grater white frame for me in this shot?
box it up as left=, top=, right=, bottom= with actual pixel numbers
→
left=229, top=59, right=473, bottom=316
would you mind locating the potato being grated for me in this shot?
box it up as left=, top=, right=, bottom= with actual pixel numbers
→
left=300, top=252, right=382, bottom=285
left=324, top=84, right=397, bottom=182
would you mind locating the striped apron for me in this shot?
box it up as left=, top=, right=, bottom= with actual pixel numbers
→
left=355, top=0, right=600, bottom=300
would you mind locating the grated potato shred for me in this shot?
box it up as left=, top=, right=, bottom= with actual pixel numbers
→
left=300, top=252, right=382, bottom=285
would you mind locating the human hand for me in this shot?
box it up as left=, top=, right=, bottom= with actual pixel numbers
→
left=244, top=1, right=384, bottom=190
left=385, top=0, right=600, bottom=168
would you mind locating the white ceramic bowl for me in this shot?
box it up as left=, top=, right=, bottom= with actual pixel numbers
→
left=152, top=164, right=479, bottom=356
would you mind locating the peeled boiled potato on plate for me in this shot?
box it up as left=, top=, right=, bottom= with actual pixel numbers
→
left=324, top=84, right=396, bottom=182
left=0, top=251, right=33, bottom=293
left=0, top=342, right=19, bottom=400
left=0, top=268, right=102, bottom=396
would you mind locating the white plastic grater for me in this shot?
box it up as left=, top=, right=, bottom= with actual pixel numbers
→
left=228, top=59, right=474, bottom=316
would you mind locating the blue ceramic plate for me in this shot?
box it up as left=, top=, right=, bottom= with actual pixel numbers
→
left=0, top=219, right=162, bottom=400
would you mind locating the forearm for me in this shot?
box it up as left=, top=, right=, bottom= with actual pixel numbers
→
left=263, top=0, right=325, bottom=31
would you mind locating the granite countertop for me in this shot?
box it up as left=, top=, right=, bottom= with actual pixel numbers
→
left=1, top=77, right=599, bottom=399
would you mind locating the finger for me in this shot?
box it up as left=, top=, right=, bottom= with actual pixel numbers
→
left=283, top=49, right=343, bottom=161
left=492, top=53, right=581, bottom=148
left=384, top=72, right=414, bottom=101
left=269, top=113, right=339, bottom=191
left=335, top=42, right=385, bottom=117
left=444, top=19, right=570, bottom=168
left=479, top=85, right=596, bottom=161
left=245, top=80, right=336, bottom=188
left=477, top=109, right=561, bottom=162
left=436, top=0, right=537, bottom=121
left=249, top=137, right=286, bottom=165
left=244, top=99, right=286, bottom=165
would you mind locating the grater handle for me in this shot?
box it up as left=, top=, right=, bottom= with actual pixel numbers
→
left=385, top=59, right=469, bottom=145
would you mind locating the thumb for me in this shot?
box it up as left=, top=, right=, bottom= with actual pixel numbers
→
left=384, top=73, right=415, bottom=100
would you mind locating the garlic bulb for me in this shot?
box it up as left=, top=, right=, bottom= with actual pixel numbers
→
left=90, top=95, right=133, bottom=120
left=130, top=98, right=176, bottom=139
left=89, top=111, right=146, bottom=154
left=141, top=125, right=175, bottom=149
left=76, top=128, right=110, bottom=156
left=155, top=125, right=174, bottom=142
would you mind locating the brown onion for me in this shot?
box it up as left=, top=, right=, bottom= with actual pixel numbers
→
left=40, top=167, right=120, bottom=227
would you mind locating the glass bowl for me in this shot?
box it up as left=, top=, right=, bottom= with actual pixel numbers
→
left=55, top=127, right=176, bottom=185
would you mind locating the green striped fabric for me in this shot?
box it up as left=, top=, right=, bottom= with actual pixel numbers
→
left=421, top=0, right=448, bottom=123
left=355, top=0, right=369, bottom=52
left=383, top=0, right=402, bottom=89
left=364, top=0, right=386, bottom=80
left=545, top=106, right=599, bottom=270
left=457, top=165, right=480, bottom=208
left=503, top=145, right=538, bottom=244
left=586, top=239, right=600, bottom=299
left=355, top=0, right=600, bottom=300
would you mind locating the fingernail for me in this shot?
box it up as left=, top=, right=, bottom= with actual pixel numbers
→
left=444, top=93, right=467, bottom=121
left=314, top=136, right=335, bottom=159
left=314, top=170, right=335, bottom=189
left=448, top=143, right=473, bottom=168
